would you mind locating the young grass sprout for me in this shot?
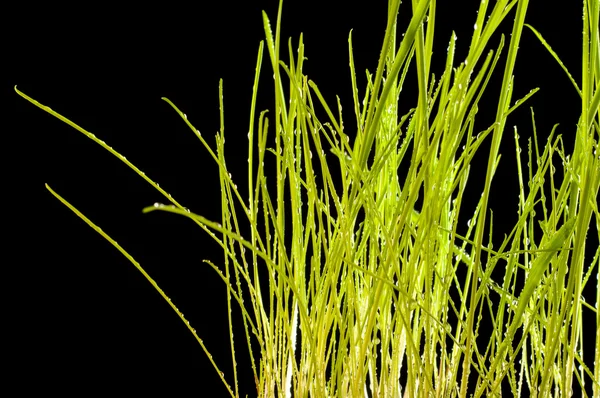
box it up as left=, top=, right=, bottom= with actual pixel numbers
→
left=18, top=0, right=599, bottom=396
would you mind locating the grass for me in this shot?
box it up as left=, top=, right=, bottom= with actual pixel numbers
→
left=17, top=0, right=599, bottom=396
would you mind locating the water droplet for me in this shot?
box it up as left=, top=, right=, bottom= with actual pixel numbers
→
left=474, top=23, right=478, bottom=30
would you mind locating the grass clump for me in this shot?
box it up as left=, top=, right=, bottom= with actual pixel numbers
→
left=17, top=0, right=599, bottom=396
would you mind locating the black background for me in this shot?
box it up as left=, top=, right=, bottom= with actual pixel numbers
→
left=7, top=0, right=596, bottom=396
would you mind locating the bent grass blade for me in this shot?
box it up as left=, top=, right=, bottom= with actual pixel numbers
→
left=44, top=183, right=236, bottom=398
